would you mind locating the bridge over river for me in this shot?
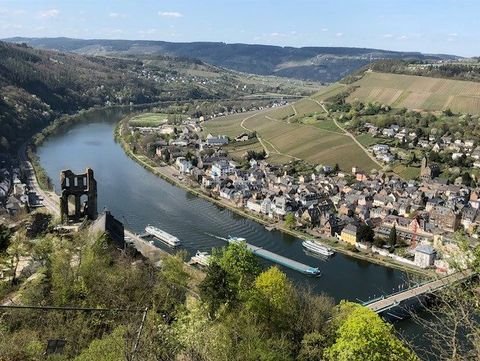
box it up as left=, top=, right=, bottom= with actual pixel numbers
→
left=363, top=271, right=474, bottom=315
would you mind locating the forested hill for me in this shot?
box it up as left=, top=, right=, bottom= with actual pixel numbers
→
left=0, top=41, right=165, bottom=153
left=1, top=40, right=306, bottom=153
left=5, top=37, right=458, bottom=83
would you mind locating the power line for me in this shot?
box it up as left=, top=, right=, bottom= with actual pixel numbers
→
left=0, top=304, right=145, bottom=312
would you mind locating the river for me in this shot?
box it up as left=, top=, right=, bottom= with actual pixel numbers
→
left=36, top=108, right=430, bottom=355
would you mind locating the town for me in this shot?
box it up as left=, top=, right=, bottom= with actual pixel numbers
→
left=118, top=109, right=480, bottom=275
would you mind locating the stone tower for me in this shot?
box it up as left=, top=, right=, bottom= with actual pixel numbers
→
left=60, top=168, right=98, bottom=223
left=420, top=155, right=439, bottom=180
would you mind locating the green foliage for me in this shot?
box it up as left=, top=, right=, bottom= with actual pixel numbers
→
left=357, top=224, right=374, bottom=244
left=326, top=302, right=418, bottom=361
left=199, top=262, right=235, bottom=316
left=211, top=241, right=260, bottom=295
left=298, top=332, right=327, bottom=361
left=0, top=223, right=12, bottom=253
left=74, top=326, right=126, bottom=361
left=388, top=225, right=397, bottom=247
left=247, top=267, right=297, bottom=332
left=284, top=213, right=296, bottom=229
left=0, top=229, right=417, bottom=360
left=152, top=252, right=190, bottom=317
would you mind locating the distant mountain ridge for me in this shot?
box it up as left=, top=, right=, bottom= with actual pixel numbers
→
left=4, top=37, right=460, bottom=83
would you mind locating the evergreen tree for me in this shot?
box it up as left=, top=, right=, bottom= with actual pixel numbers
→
left=388, top=225, right=397, bottom=248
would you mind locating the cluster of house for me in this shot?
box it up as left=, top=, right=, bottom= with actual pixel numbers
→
left=0, top=156, right=45, bottom=218
left=0, top=165, right=27, bottom=217
left=161, top=138, right=478, bottom=272
left=364, top=122, right=479, bottom=165
left=134, top=65, right=226, bottom=88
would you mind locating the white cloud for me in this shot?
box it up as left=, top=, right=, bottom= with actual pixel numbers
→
left=109, top=12, right=126, bottom=18
left=321, top=28, right=328, bottom=32
left=335, top=32, right=343, bottom=37
left=397, top=35, right=408, bottom=40
left=383, top=34, right=393, bottom=38
left=158, top=11, right=183, bottom=18
left=38, top=9, right=59, bottom=18
left=448, top=32, right=458, bottom=37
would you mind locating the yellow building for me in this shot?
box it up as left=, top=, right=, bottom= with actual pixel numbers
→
left=340, top=224, right=358, bottom=245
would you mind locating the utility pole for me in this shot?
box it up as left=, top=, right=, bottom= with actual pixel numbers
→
left=130, top=307, right=149, bottom=361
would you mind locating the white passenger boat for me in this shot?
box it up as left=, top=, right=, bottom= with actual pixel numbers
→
left=227, top=236, right=247, bottom=243
left=190, top=251, right=211, bottom=267
left=302, top=240, right=335, bottom=257
left=145, top=225, right=181, bottom=247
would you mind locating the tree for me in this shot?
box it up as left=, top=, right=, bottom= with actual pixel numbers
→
left=0, top=223, right=11, bottom=253
left=388, top=225, right=397, bottom=247
left=212, top=241, right=260, bottom=295
left=298, top=332, right=327, bottom=361
left=74, top=326, right=126, bottom=361
left=284, top=213, right=296, bottom=229
left=6, top=230, right=30, bottom=285
left=412, top=236, right=480, bottom=360
left=357, top=225, right=374, bottom=244
left=154, top=252, right=190, bottom=316
left=325, top=302, right=418, bottom=361
left=200, top=262, right=235, bottom=316
left=462, top=172, right=472, bottom=187
left=247, top=267, right=297, bottom=332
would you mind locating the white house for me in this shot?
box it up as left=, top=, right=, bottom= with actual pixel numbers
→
left=206, top=134, right=229, bottom=146
left=372, top=144, right=390, bottom=154
left=452, top=152, right=464, bottom=161
left=414, top=244, right=437, bottom=268
left=261, top=198, right=272, bottom=214
left=382, top=154, right=395, bottom=163
left=211, top=160, right=234, bottom=179
left=246, top=199, right=262, bottom=213
left=382, top=129, right=395, bottom=138
left=175, top=157, right=192, bottom=174
left=272, top=196, right=287, bottom=216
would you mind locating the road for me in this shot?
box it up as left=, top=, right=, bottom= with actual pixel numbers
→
left=18, top=143, right=60, bottom=217
left=239, top=108, right=300, bottom=160
left=313, top=99, right=385, bottom=170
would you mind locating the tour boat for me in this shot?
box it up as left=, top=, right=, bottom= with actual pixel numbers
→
left=227, top=236, right=247, bottom=243
left=302, top=240, right=335, bottom=257
left=145, top=225, right=181, bottom=247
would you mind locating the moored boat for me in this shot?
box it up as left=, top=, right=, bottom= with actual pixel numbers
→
left=302, top=240, right=335, bottom=257
left=145, top=225, right=181, bottom=247
left=190, top=250, right=211, bottom=266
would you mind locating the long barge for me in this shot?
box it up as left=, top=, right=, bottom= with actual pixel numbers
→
left=227, top=236, right=321, bottom=276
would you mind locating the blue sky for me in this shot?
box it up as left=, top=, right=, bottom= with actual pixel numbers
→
left=0, top=0, right=478, bottom=56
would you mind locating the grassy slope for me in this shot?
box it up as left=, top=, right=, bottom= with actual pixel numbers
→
left=204, top=85, right=378, bottom=171
left=348, top=71, right=480, bottom=114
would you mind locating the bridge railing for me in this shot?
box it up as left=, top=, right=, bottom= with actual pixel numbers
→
left=362, top=271, right=474, bottom=307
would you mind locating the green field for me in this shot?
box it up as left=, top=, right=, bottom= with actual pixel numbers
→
left=348, top=72, right=480, bottom=114
left=392, top=164, right=420, bottom=180
left=355, top=134, right=382, bottom=147
left=225, top=138, right=265, bottom=161
left=311, top=83, right=347, bottom=102
left=129, top=113, right=178, bottom=127
left=204, top=91, right=378, bottom=171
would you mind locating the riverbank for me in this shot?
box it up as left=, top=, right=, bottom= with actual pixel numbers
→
left=115, top=118, right=433, bottom=278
